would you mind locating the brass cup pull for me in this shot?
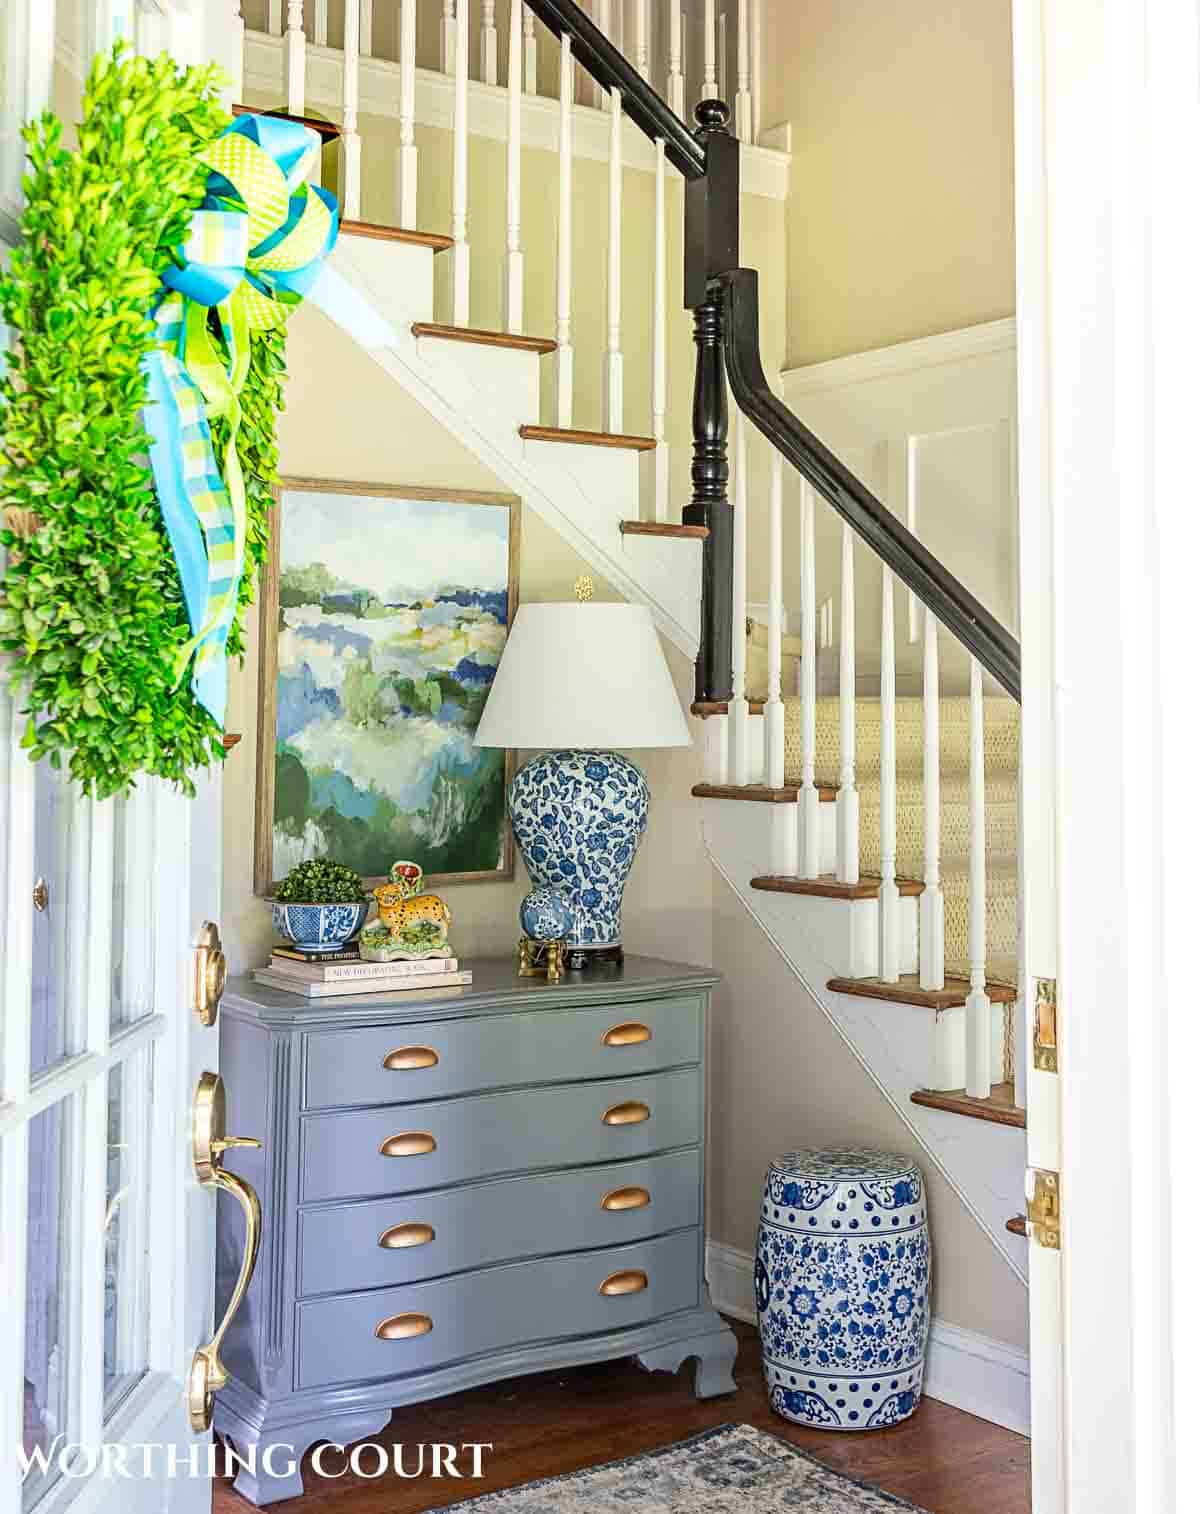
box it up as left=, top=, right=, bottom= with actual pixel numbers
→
left=380, top=1132, right=437, bottom=1158
left=376, top=1313, right=434, bottom=1341
left=601, top=1186, right=651, bottom=1212
left=188, top=1072, right=263, bottom=1432
left=602, top=1100, right=651, bottom=1127
left=599, top=1269, right=648, bottom=1297
left=383, top=1046, right=440, bottom=1072
left=378, top=1222, right=436, bottom=1249
left=602, top=1022, right=652, bottom=1047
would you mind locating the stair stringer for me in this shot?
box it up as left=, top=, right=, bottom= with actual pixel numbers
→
left=309, top=248, right=702, bottom=659
left=699, top=797, right=1029, bottom=1286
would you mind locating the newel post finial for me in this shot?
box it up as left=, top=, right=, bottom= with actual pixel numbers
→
left=695, top=98, right=732, bottom=133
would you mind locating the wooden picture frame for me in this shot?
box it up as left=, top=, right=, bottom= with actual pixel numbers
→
left=254, top=476, right=520, bottom=896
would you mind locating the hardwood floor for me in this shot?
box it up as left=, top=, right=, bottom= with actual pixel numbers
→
left=214, top=1322, right=1031, bottom=1513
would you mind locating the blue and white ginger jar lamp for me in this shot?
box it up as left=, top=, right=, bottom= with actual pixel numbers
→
left=473, top=589, right=691, bottom=969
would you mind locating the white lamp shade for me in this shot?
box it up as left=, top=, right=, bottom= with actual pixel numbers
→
left=473, top=602, right=692, bottom=750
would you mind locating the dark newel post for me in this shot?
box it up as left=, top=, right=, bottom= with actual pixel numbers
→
left=683, top=99, right=740, bottom=706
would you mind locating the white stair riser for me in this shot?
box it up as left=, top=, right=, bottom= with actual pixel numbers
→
left=414, top=337, right=542, bottom=437
left=329, top=237, right=435, bottom=329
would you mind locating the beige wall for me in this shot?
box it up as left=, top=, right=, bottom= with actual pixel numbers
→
left=221, top=301, right=713, bottom=979
left=709, top=873, right=1029, bottom=1351
left=763, top=0, right=1016, bottom=368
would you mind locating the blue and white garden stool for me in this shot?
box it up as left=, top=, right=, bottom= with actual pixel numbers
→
left=755, top=1148, right=930, bottom=1431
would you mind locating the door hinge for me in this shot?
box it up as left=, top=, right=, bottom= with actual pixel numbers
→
left=1025, top=1167, right=1061, bottom=1250
left=1033, top=977, right=1058, bottom=1073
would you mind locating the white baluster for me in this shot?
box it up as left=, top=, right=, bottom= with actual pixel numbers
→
left=667, top=1, right=684, bottom=116
left=358, top=0, right=374, bottom=57
left=632, top=0, right=649, bottom=80
left=267, top=0, right=283, bottom=36
left=314, top=0, right=328, bottom=47
left=730, top=409, right=750, bottom=785
left=395, top=0, right=418, bottom=228
left=919, top=608, right=946, bottom=990
left=879, top=567, right=900, bottom=980
left=592, top=0, right=612, bottom=108
left=751, top=0, right=763, bottom=143
left=906, top=436, right=920, bottom=644
left=448, top=0, right=471, bottom=323
left=766, top=452, right=785, bottom=787
left=965, top=658, right=991, bottom=1097
left=836, top=522, right=859, bottom=884
left=651, top=138, right=669, bottom=522
left=603, top=88, right=624, bottom=432
left=441, top=0, right=456, bottom=73
left=799, top=480, right=820, bottom=877
left=767, top=452, right=795, bottom=875
left=702, top=0, right=718, bottom=100
left=553, top=35, right=575, bottom=426
left=718, top=11, right=728, bottom=105
left=339, top=0, right=362, bottom=219
left=704, top=714, right=729, bottom=785
left=228, top=2, right=245, bottom=104
left=481, top=0, right=498, bottom=84
left=523, top=5, right=538, bottom=92
left=503, top=0, right=524, bottom=333
left=735, top=0, right=752, bottom=141
left=284, top=0, right=305, bottom=117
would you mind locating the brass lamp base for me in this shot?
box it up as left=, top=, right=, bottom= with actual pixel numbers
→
left=517, top=937, right=566, bottom=983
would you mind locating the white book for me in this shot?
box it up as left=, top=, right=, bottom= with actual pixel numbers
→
left=268, top=955, right=459, bottom=983
left=252, top=969, right=472, bottom=1000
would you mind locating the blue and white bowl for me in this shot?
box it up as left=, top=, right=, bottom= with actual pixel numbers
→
left=271, top=901, right=369, bottom=954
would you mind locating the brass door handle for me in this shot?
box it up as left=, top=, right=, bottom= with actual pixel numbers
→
left=378, top=1222, right=436, bottom=1249
left=599, top=1269, right=648, bottom=1297
left=601, top=1186, right=651, bottom=1211
left=380, top=1132, right=437, bottom=1157
left=376, top=1313, right=433, bottom=1341
left=382, top=1046, right=440, bottom=1071
left=602, top=1100, right=651, bottom=1126
left=188, top=1072, right=262, bottom=1432
left=602, top=1022, right=652, bottom=1047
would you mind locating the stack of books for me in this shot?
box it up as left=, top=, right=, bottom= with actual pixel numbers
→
left=254, top=947, right=472, bottom=999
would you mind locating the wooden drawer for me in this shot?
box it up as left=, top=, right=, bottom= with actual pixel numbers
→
left=299, top=1068, right=702, bottom=1204
left=296, top=1229, right=701, bottom=1389
left=302, top=996, right=703, bottom=1111
left=298, top=1148, right=702, bottom=1297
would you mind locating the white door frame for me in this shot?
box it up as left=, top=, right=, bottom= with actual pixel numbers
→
left=1013, top=1, right=1199, bottom=1510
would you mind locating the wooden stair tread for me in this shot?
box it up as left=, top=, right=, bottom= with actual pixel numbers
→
left=413, top=322, right=556, bottom=354
left=693, top=782, right=838, bottom=804
left=1005, top=1216, right=1029, bottom=1238
left=691, top=700, right=765, bottom=717
left=826, top=973, right=1019, bottom=1008
left=620, top=521, right=709, bottom=540
left=233, top=104, right=340, bottom=143
left=751, top=873, right=924, bottom=901
left=342, top=223, right=455, bottom=251
left=910, top=1084, right=1026, bottom=1128
left=519, top=424, right=657, bottom=452
left=222, top=733, right=242, bottom=752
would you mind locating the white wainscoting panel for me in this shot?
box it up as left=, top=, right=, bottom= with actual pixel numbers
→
left=706, top=1239, right=1031, bottom=1437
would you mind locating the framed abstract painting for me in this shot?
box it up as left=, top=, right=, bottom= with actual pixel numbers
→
left=254, top=477, right=519, bottom=893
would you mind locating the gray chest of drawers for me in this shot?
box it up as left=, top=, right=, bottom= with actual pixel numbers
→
left=213, top=956, right=736, bottom=1506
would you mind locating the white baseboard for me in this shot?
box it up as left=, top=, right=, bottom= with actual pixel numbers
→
left=706, top=1239, right=1031, bottom=1438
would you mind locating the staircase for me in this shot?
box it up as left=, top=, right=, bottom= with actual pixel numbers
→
left=218, top=1, right=1028, bottom=1278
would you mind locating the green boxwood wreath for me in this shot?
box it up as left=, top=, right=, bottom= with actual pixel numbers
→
left=0, top=45, right=286, bottom=798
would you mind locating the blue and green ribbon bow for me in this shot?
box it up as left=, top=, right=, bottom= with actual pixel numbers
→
left=141, top=113, right=339, bottom=725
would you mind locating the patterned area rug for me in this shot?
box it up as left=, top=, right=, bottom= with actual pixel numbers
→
left=442, top=1423, right=929, bottom=1512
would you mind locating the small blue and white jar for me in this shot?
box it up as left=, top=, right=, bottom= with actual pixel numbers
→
left=755, top=1148, right=930, bottom=1431
left=519, top=885, right=575, bottom=943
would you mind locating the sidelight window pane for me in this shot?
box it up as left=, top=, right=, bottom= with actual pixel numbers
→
left=110, top=789, right=156, bottom=1029
left=29, top=765, right=72, bottom=1079
left=23, top=1098, right=73, bottom=1511
left=103, top=1055, right=152, bottom=1417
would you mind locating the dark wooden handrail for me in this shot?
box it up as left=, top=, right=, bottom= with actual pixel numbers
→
left=521, top=0, right=706, bottom=179
left=720, top=268, right=1022, bottom=702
